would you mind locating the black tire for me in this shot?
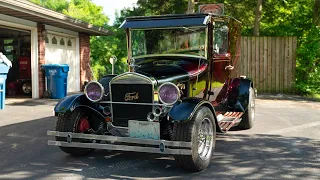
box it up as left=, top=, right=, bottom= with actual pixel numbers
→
left=22, top=81, right=32, bottom=95
left=173, top=106, right=216, bottom=172
left=55, top=108, right=95, bottom=156
left=238, top=87, right=255, bottom=129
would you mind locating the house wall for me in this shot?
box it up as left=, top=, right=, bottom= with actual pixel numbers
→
left=37, top=23, right=46, bottom=98
left=79, top=33, right=91, bottom=88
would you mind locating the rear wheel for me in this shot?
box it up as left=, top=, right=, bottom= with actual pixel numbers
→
left=238, top=87, right=255, bottom=129
left=55, top=108, right=95, bottom=156
left=173, top=106, right=216, bottom=172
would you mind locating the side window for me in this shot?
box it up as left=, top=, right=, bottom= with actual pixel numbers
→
left=45, top=35, right=49, bottom=43
left=67, top=39, right=72, bottom=47
left=60, top=38, right=65, bottom=46
left=52, top=36, right=57, bottom=44
left=213, top=21, right=229, bottom=55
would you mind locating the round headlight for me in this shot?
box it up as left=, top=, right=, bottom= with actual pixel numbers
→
left=84, top=81, right=104, bottom=102
left=158, top=83, right=180, bottom=105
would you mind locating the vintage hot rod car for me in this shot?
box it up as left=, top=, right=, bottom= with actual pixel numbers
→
left=47, top=13, right=255, bottom=172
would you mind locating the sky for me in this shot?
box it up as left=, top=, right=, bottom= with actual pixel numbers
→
left=92, top=0, right=138, bottom=25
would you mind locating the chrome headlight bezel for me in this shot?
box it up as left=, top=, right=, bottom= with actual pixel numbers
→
left=84, top=81, right=104, bottom=102
left=158, top=82, right=180, bottom=105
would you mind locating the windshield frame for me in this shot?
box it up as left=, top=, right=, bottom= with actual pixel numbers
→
left=127, top=26, right=208, bottom=59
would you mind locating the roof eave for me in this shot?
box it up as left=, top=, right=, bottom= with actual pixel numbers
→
left=0, top=0, right=111, bottom=36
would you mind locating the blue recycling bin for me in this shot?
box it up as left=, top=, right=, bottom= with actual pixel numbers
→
left=0, top=63, right=10, bottom=110
left=42, top=64, right=69, bottom=99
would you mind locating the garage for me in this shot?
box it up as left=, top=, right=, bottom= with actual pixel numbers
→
left=45, top=33, right=80, bottom=93
left=0, top=26, right=31, bottom=97
left=0, top=0, right=110, bottom=99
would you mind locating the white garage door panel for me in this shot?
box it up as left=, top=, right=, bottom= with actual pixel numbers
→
left=45, top=34, right=79, bottom=93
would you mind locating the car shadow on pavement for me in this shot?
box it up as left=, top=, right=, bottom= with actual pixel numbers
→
left=0, top=117, right=319, bottom=180
left=5, top=99, right=59, bottom=107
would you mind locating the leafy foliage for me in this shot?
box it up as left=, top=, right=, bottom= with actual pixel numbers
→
left=62, top=0, right=109, bottom=27
left=296, top=26, right=320, bottom=94
left=30, top=0, right=68, bottom=13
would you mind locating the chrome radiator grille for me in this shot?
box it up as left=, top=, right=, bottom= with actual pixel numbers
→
left=110, top=73, right=153, bottom=127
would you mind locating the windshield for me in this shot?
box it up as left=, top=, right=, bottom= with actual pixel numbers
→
left=131, top=27, right=207, bottom=58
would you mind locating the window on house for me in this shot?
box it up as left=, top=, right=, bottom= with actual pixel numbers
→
left=45, top=35, right=49, bottom=43
left=67, top=39, right=72, bottom=47
left=60, top=38, right=65, bottom=45
left=52, top=36, right=57, bottom=44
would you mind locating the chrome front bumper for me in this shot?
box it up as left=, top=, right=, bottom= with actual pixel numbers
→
left=47, top=131, right=192, bottom=155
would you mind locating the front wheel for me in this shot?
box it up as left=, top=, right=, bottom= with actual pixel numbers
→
left=173, top=106, right=216, bottom=172
left=55, top=108, right=95, bottom=156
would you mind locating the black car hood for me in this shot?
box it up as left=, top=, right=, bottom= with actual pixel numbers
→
left=135, top=64, right=189, bottom=84
left=134, top=55, right=208, bottom=84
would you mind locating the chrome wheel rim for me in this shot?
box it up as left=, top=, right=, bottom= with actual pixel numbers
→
left=197, top=118, right=214, bottom=161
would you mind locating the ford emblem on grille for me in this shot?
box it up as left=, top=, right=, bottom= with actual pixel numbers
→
left=124, top=92, right=139, bottom=101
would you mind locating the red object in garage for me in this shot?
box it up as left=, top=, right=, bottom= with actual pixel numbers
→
left=18, top=57, right=31, bottom=79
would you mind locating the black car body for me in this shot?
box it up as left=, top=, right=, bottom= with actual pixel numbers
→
left=48, top=13, right=255, bottom=172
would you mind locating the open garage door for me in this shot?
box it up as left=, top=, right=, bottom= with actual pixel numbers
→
left=45, top=34, right=79, bottom=93
left=0, top=26, right=32, bottom=98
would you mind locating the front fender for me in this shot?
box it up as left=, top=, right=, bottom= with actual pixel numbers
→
left=169, top=98, right=214, bottom=119
left=54, top=93, right=88, bottom=114
left=231, top=78, right=253, bottom=111
left=168, top=98, right=222, bottom=132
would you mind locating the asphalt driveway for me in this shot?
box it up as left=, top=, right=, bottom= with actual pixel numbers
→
left=0, top=97, right=319, bottom=180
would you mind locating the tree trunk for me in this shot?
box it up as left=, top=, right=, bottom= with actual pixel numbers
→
left=313, top=0, right=320, bottom=25
left=187, top=0, right=195, bottom=14
left=253, top=0, right=263, bottom=36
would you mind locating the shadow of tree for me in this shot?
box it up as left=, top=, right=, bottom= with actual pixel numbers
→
left=5, top=99, right=59, bottom=107
left=0, top=117, right=319, bottom=179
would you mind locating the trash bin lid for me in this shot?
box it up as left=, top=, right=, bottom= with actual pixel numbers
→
left=59, top=64, right=69, bottom=73
left=42, top=64, right=69, bottom=72
left=0, top=63, right=10, bottom=73
left=0, top=52, right=12, bottom=67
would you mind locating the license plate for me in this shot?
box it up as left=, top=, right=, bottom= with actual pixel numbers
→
left=128, top=120, right=160, bottom=140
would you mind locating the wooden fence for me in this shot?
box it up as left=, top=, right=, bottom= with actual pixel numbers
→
left=237, top=36, right=297, bottom=93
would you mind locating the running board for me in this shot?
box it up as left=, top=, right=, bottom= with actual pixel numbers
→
left=217, top=112, right=243, bottom=132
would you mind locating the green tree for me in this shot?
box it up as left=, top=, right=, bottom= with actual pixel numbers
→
left=63, top=0, right=109, bottom=26
left=30, top=0, right=68, bottom=12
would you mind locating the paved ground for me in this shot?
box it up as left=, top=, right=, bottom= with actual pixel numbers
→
left=0, top=97, right=319, bottom=180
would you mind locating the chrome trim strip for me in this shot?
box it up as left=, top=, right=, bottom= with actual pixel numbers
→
left=110, top=72, right=156, bottom=85
left=48, top=140, right=192, bottom=155
left=84, top=81, right=104, bottom=102
left=158, top=82, right=181, bottom=105
left=47, top=131, right=191, bottom=148
left=99, top=101, right=171, bottom=107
